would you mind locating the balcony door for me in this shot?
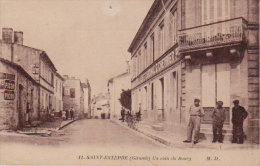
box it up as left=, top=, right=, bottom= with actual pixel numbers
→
left=202, top=0, right=231, bottom=24
left=201, top=63, right=231, bottom=124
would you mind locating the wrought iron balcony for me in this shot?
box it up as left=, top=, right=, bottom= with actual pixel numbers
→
left=178, top=17, right=247, bottom=53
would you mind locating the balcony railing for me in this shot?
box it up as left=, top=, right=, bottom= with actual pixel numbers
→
left=178, top=17, right=247, bottom=52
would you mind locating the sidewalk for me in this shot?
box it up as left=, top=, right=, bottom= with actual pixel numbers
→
left=0, top=118, right=77, bottom=139
left=15, top=118, right=76, bottom=135
left=111, top=119, right=259, bottom=150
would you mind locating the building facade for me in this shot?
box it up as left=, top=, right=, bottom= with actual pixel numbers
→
left=0, top=58, right=39, bottom=129
left=63, top=76, right=84, bottom=119
left=107, top=70, right=131, bottom=119
left=91, top=93, right=110, bottom=119
left=0, top=27, right=63, bottom=129
left=10, top=32, right=57, bottom=121
left=53, top=72, right=64, bottom=116
left=128, top=0, right=259, bottom=143
left=82, top=79, right=91, bottom=118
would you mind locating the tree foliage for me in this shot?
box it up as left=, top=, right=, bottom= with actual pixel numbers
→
left=119, top=89, right=131, bottom=110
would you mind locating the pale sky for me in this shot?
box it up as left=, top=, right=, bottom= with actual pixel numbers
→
left=0, top=0, right=153, bottom=95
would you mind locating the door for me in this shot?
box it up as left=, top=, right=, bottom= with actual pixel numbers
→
left=159, top=78, right=165, bottom=120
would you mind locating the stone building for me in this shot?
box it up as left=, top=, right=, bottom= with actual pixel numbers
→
left=0, top=58, right=39, bottom=129
left=81, top=79, right=91, bottom=118
left=53, top=72, right=64, bottom=116
left=63, top=76, right=84, bottom=119
left=6, top=29, right=57, bottom=121
left=91, top=93, right=110, bottom=119
left=128, top=0, right=259, bottom=143
left=0, top=27, right=62, bottom=129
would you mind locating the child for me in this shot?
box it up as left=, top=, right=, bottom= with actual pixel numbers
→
left=212, top=101, right=226, bottom=143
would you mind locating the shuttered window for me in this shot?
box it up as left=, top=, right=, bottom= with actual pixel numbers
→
left=216, top=63, right=231, bottom=107
left=202, top=64, right=216, bottom=107
left=201, top=63, right=231, bottom=107
left=201, top=0, right=230, bottom=24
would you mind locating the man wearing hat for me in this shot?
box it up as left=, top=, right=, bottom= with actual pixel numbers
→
left=232, top=100, right=248, bottom=144
left=183, top=98, right=205, bottom=144
left=212, top=101, right=226, bottom=143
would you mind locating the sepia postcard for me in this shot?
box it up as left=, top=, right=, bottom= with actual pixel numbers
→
left=0, top=0, right=259, bottom=165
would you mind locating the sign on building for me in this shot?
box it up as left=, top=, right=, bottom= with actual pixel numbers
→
left=0, top=72, right=15, bottom=100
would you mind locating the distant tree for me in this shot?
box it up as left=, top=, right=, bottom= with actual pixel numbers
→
left=119, top=89, right=131, bottom=111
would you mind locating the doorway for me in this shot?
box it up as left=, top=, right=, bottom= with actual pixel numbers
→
left=159, top=78, right=165, bottom=120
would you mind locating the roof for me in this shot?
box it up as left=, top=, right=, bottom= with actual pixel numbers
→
left=107, top=72, right=130, bottom=86
left=40, top=51, right=57, bottom=72
left=0, top=40, right=58, bottom=72
left=0, top=58, right=39, bottom=85
left=55, top=72, right=64, bottom=81
left=128, top=0, right=162, bottom=54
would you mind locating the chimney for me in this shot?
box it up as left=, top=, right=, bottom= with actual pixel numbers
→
left=2, top=28, right=13, bottom=43
left=14, top=31, right=23, bottom=45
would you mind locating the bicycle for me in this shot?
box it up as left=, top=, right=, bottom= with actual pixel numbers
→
left=125, top=111, right=142, bottom=129
left=126, top=113, right=137, bottom=129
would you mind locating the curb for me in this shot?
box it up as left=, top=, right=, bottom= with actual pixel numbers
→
left=111, top=119, right=260, bottom=150
left=110, top=119, right=169, bottom=148
left=110, top=119, right=182, bottom=147
left=59, top=120, right=77, bottom=130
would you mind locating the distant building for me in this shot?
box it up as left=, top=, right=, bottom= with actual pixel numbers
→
left=128, top=0, right=259, bottom=143
left=81, top=79, right=91, bottom=118
left=63, top=76, right=84, bottom=119
left=107, top=63, right=131, bottom=119
left=91, top=93, right=110, bottom=119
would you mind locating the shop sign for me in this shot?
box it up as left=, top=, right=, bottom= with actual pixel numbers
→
left=133, top=50, right=176, bottom=87
left=4, top=90, right=15, bottom=100
left=0, top=72, right=15, bottom=100
left=0, top=72, right=15, bottom=80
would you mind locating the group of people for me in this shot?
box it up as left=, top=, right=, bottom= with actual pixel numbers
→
left=183, top=99, right=248, bottom=144
left=120, top=107, right=142, bottom=122
left=65, top=107, right=75, bottom=120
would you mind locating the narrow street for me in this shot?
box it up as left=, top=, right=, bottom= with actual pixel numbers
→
left=57, top=119, right=165, bottom=149
left=0, top=119, right=166, bottom=148
left=0, top=119, right=259, bottom=165
left=0, top=119, right=167, bottom=165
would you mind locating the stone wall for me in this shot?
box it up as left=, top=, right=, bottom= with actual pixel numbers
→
left=13, top=44, right=41, bottom=81
left=0, top=61, right=18, bottom=130
left=0, top=60, right=39, bottom=130
left=63, top=79, right=83, bottom=119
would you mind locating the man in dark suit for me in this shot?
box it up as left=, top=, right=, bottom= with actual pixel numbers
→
left=232, top=100, right=248, bottom=144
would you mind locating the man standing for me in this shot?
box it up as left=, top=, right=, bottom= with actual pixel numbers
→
left=232, top=100, right=248, bottom=144
left=120, top=107, right=125, bottom=122
left=183, top=99, right=205, bottom=144
left=65, top=109, right=69, bottom=120
left=212, top=101, right=226, bottom=143
left=70, top=107, right=75, bottom=120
